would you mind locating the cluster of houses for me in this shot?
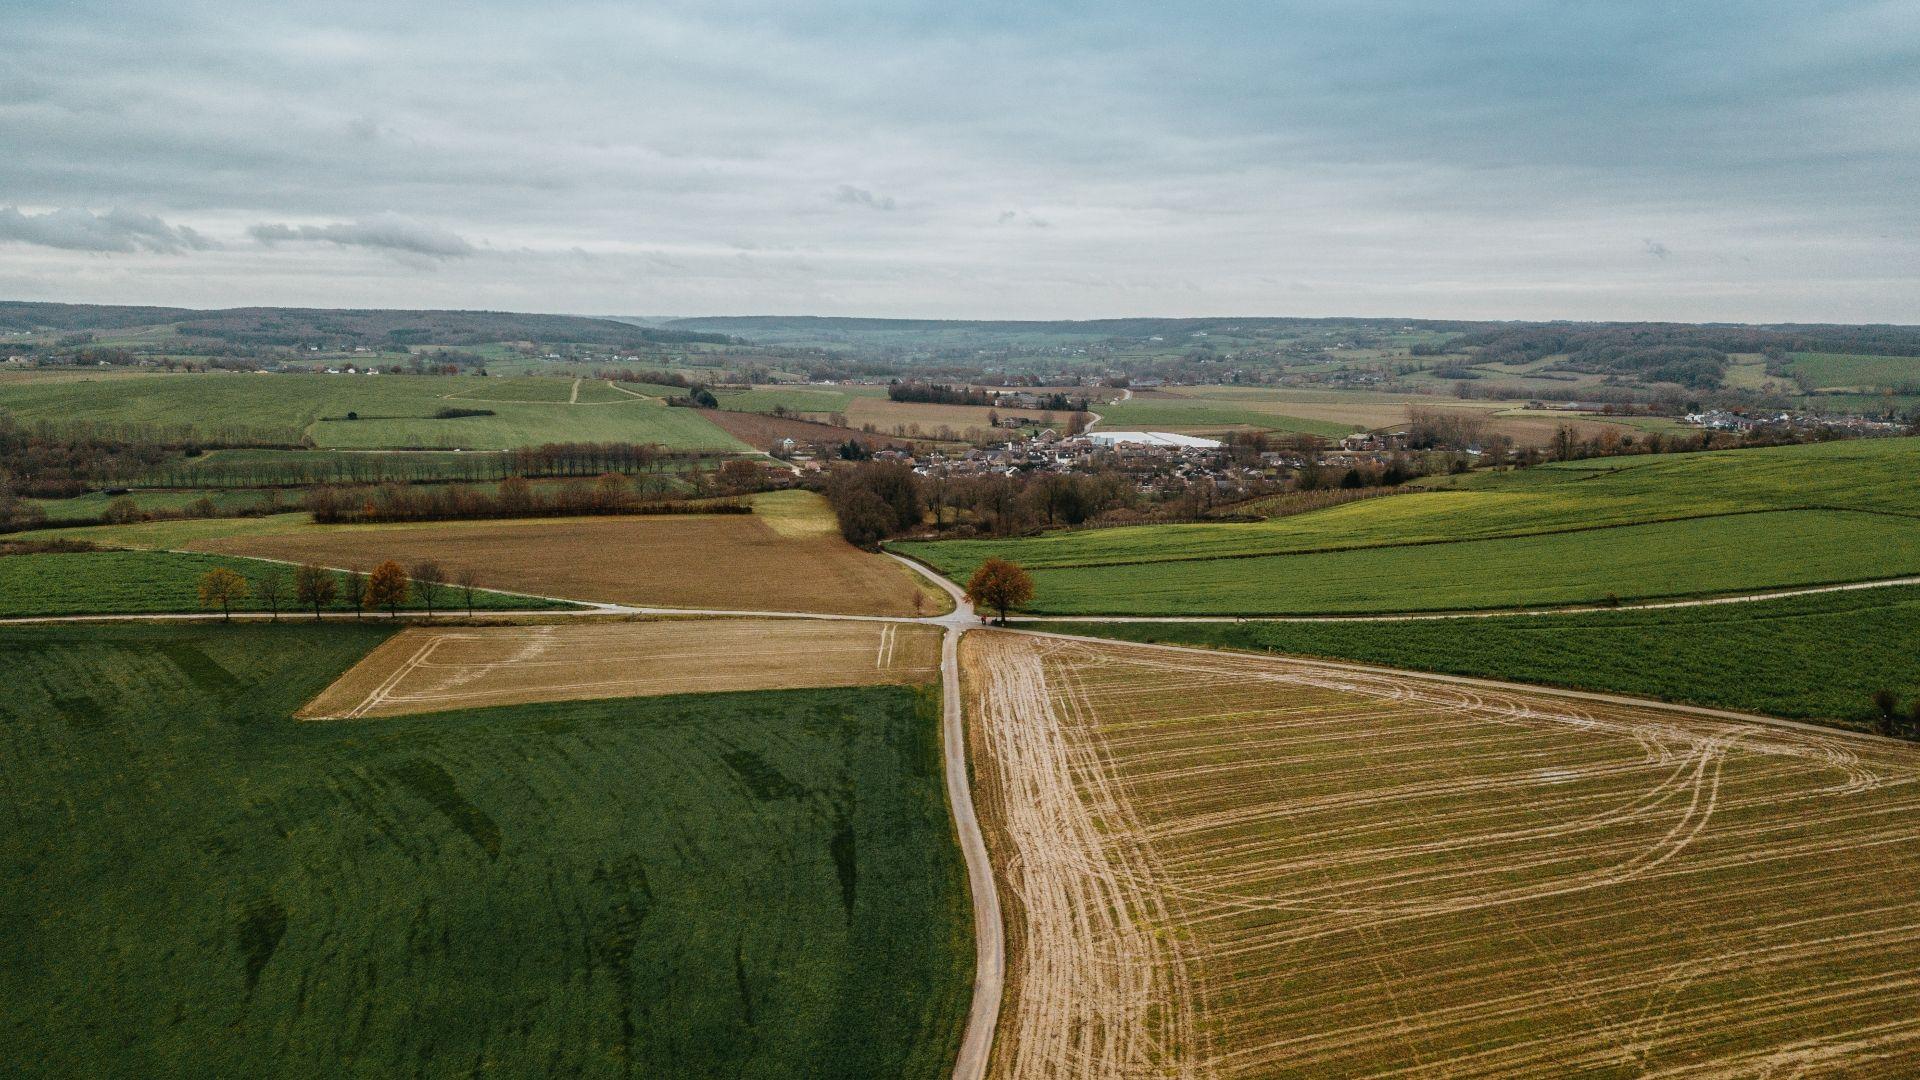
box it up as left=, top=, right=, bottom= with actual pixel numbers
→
left=868, top=430, right=1229, bottom=482
left=1684, top=409, right=1908, bottom=435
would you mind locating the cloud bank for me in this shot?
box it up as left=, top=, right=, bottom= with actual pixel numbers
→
left=0, top=207, right=214, bottom=254
left=249, top=215, right=475, bottom=258
left=0, top=0, right=1913, bottom=321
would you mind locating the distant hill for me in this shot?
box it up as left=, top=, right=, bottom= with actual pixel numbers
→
left=657, top=314, right=1477, bottom=341
left=0, top=302, right=732, bottom=348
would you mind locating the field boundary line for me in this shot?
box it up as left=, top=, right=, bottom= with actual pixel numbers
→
left=917, top=504, right=1908, bottom=573
left=1006, top=626, right=1917, bottom=748
left=1004, top=574, right=1920, bottom=624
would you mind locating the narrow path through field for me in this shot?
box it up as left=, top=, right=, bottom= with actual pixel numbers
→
left=1004, top=573, right=1920, bottom=624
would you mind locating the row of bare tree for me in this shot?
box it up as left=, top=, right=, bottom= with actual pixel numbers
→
left=196, top=560, right=487, bottom=621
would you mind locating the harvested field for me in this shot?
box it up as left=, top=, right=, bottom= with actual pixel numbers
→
left=1116, top=389, right=1642, bottom=447
left=963, top=631, right=1920, bottom=1078
left=303, top=618, right=941, bottom=718
left=701, top=406, right=911, bottom=450
left=844, top=397, right=1030, bottom=438
left=191, top=491, right=947, bottom=616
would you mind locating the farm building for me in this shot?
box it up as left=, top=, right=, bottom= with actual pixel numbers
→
left=1087, top=431, right=1223, bottom=449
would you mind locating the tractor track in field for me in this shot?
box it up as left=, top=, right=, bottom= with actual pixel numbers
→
left=15, top=546, right=1920, bottom=1079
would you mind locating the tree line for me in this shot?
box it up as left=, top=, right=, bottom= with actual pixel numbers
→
left=305, top=475, right=751, bottom=524
left=196, top=559, right=488, bottom=621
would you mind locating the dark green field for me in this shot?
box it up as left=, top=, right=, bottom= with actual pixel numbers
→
left=0, top=550, right=566, bottom=617
left=1048, top=584, right=1920, bottom=729
left=0, top=623, right=971, bottom=1077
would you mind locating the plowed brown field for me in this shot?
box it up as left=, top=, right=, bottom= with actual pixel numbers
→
left=302, top=618, right=941, bottom=719
left=962, top=631, right=1920, bottom=1079
left=190, top=491, right=944, bottom=616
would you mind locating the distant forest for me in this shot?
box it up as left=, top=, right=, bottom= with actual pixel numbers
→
left=0, top=302, right=732, bottom=349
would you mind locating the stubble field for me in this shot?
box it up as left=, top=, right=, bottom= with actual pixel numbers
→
left=962, top=631, right=1920, bottom=1078
left=190, top=491, right=947, bottom=616
left=303, top=618, right=942, bottom=719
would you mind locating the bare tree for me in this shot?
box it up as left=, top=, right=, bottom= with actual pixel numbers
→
left=342, top=569, right=368, bottom=619
left=410, top=560, right=446, bottom=617
left=294, top=563, right=338, bottom=620
left=256, top=569, right=285, bottom=622
left=454, top=567, right=482, bottom=618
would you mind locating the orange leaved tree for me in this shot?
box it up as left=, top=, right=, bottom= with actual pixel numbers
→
left=965, top=558, right=1034, bottom=625
left=365, top=560, right=410, bottom=617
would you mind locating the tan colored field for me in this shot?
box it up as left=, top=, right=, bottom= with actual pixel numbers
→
left=303, top=617, right=941, bottom=719
left=843, top=397, right=1056, bottom=439
left=190, top=491, right=947, bottom=616
left=1142, top=387, right=1649, bottom=446
left=963, top=631, right=1920, bottom=1078
left=702, top=407, right=896, bottom=450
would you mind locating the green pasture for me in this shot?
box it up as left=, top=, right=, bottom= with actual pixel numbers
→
left=1049, top=583, right=1920, bottom=730
left=0, top=624, right=970, bottom=1076
left=0, top=372, right=747, bottom=451
left=995, top=510, right=1920, bottom=615
left=1093, top=398, right=1358, bottom=437
left=899, top=438, right=1920, bottom=614
left=1790, top=352, right=1920, bottom=390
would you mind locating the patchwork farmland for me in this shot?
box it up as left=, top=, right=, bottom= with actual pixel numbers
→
left=900, top=437, right=1920, bottom=615
left=962, top=631, right=1920, bottom=1078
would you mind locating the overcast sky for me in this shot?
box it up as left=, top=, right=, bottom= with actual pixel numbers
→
left=1, top=0, right=1915, bottom=322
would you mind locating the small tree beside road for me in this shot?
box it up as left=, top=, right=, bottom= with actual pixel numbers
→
left=966, top=558, right=1034, bottom=625
left=455, top=567, right=482, bottom=617
left=342, top=569, right=367, bottom=619
left=410, top=560, right=446, bottom=617
left=256, top=569, right=286, bottom=622
left=294, top=564, right=337, bottom=620
left=366, top=561, right=409, bottom=617
left=197, top=568, right=249, bottom=622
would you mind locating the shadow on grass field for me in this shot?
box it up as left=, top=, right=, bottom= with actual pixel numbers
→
left=0, top=623, right=972, bottom=1077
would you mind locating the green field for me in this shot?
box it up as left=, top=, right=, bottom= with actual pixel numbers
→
left=1049, top=583, right=1920, bottom=730
left=713, top=386, right=870, bottom=415
left=0, top=372, right=748, bottom=451
left=1094, top=398, right=1359, bottom=437
left=0, top=549, right=567, bottom=617
left=899, top=438, right=1920, bottom=614
left=5, top=511, right=321, bottom=549
left=29, top=488, right=287, bottom=521
left=0, top=624, right=971, bottom=1076
left=1790, top=352, right=1920, bottom=390
left=994, top=510, right=1919, bottom=615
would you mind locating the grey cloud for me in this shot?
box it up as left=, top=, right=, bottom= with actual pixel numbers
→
left=0, top=1, right=1913, bottom=320
left=833, top=185, right=895, bottom=210
left=0, top=206, right=215, bottom=253
left=249, top=214, right=475, bottom=257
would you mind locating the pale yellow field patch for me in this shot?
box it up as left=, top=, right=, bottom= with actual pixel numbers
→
left=302, top=617, right=941, bottom=719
